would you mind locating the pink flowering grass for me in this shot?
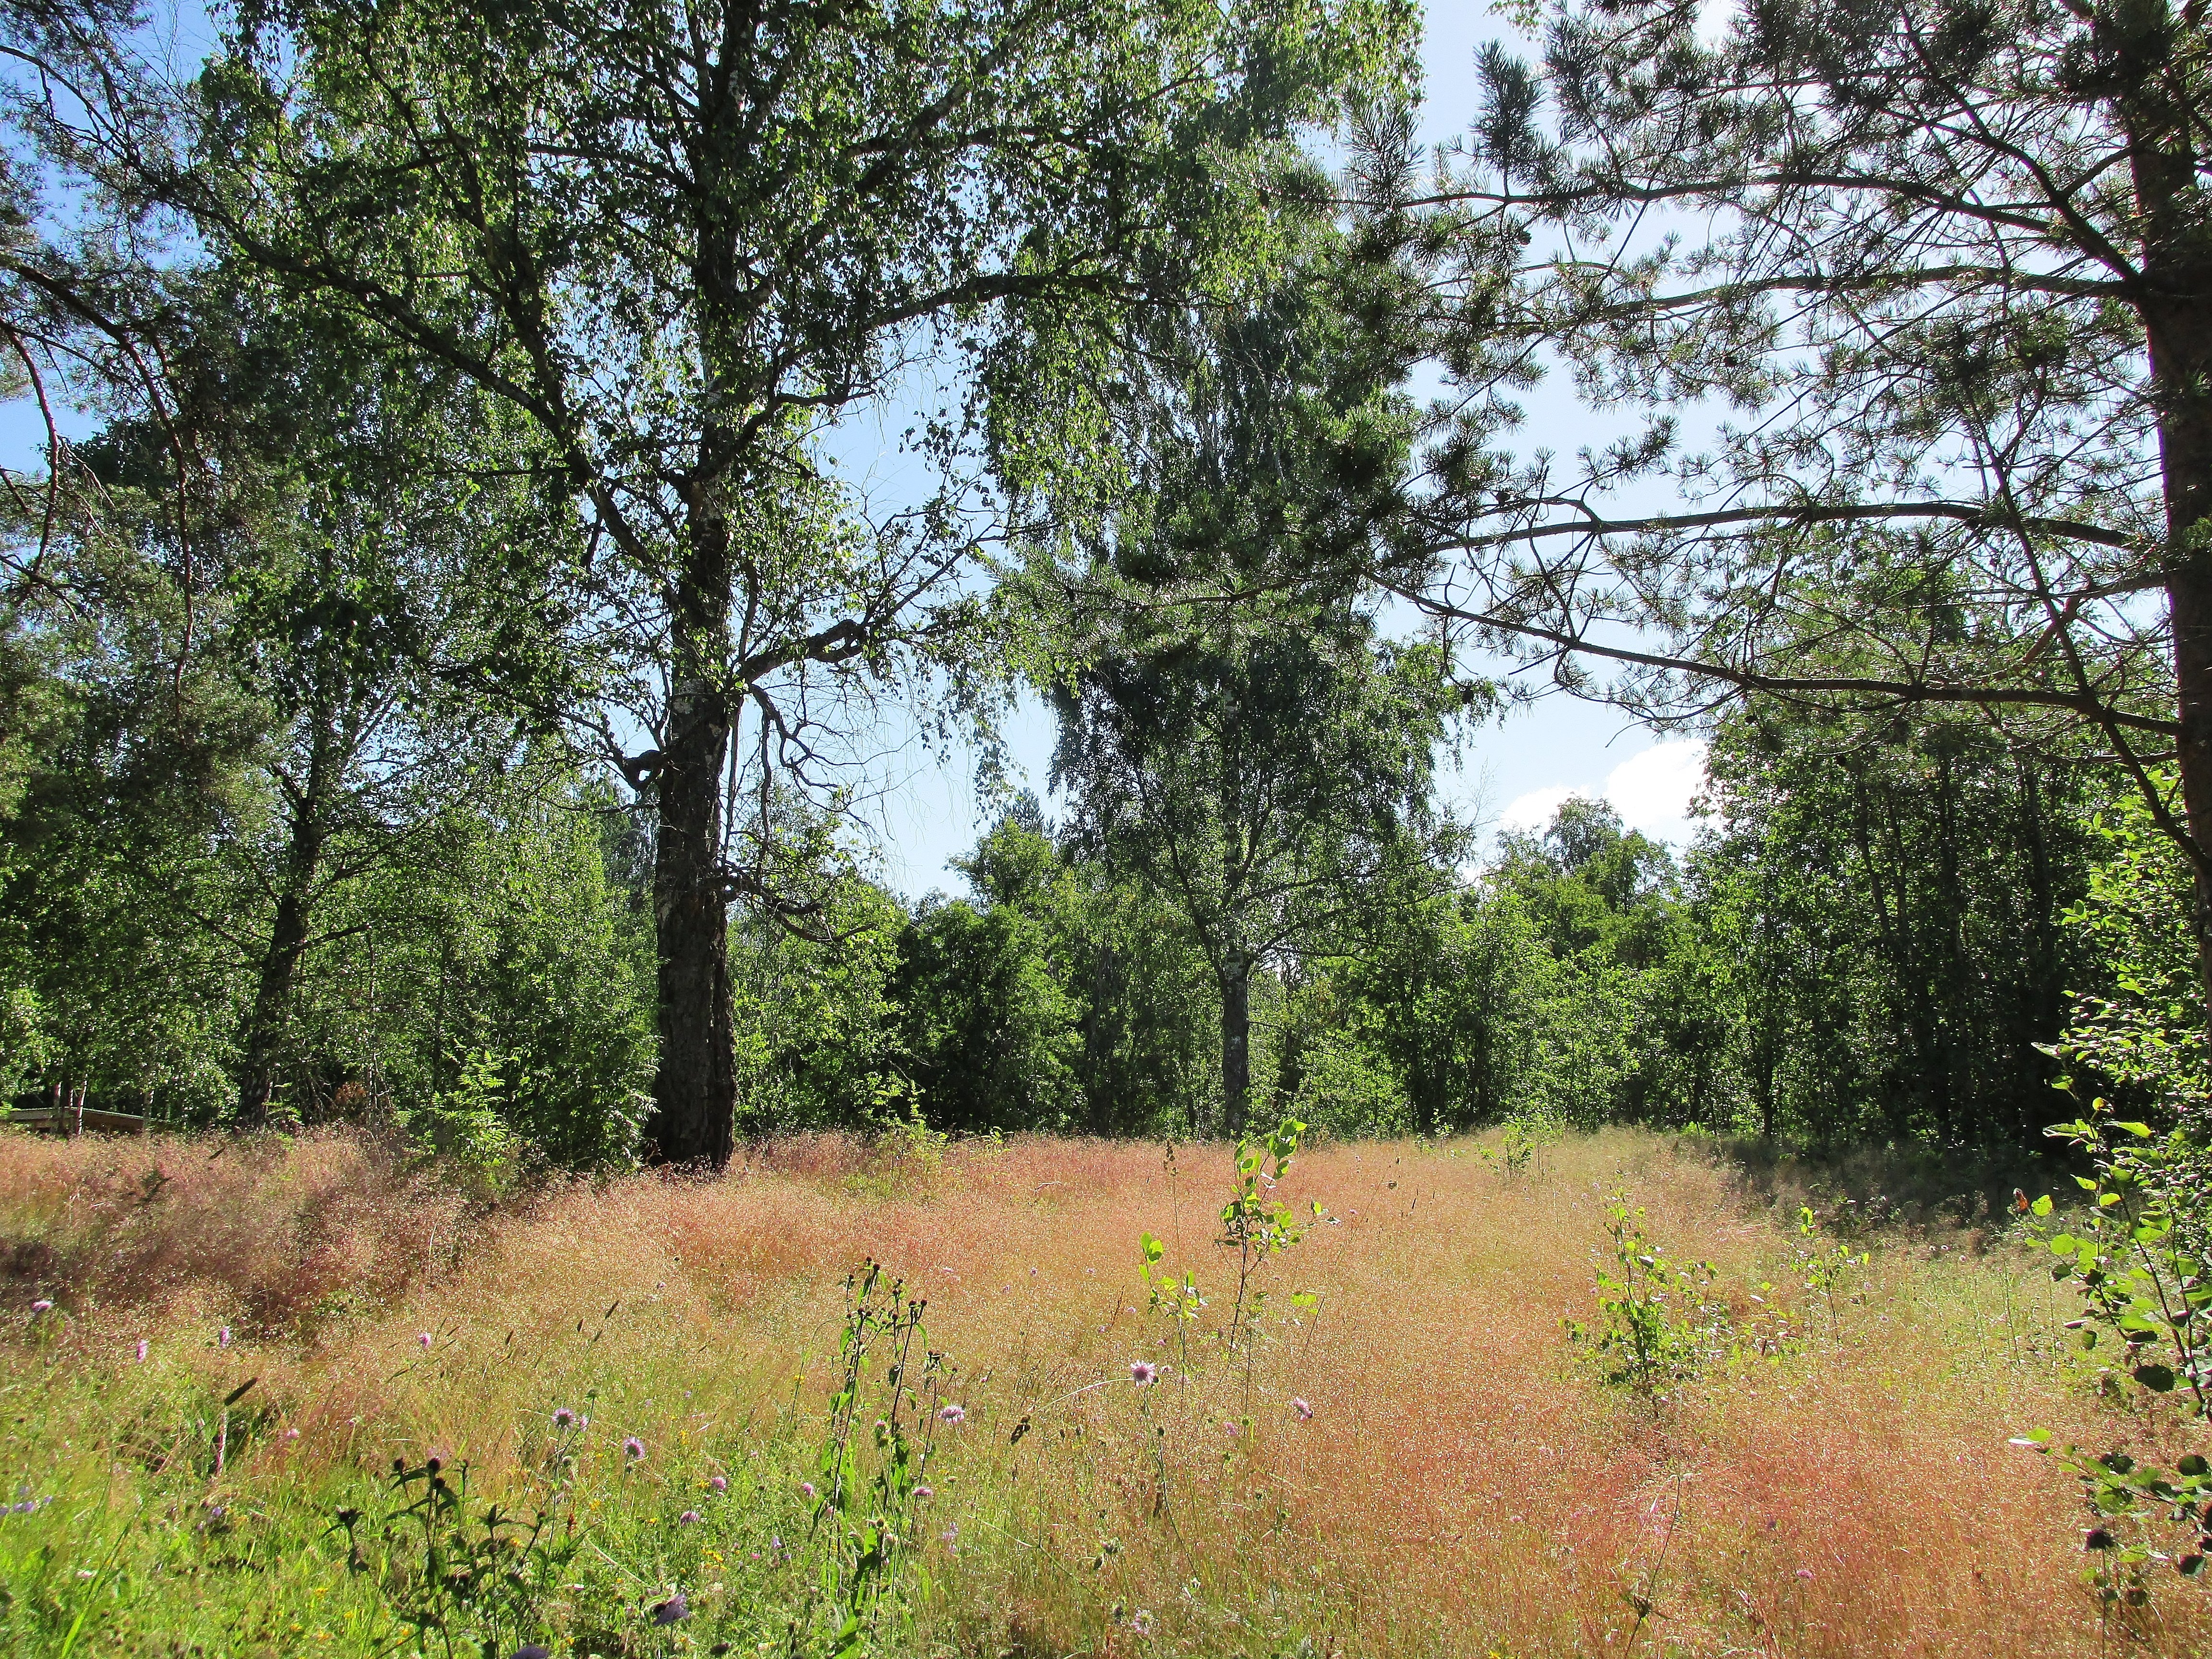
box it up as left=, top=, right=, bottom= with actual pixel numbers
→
left=0, top=1123, right=2195, bottom=1657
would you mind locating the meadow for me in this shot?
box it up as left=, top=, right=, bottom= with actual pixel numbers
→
left=1, top=1124, right=2204, bottom=1659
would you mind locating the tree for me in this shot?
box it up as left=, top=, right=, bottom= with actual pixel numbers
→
left=893, top=802, right=1217, bottom=1134
left=1384, top=0, right=2212, bottom=1013
left=1049, top=601, right=1461, bottom=1132
left=123, top=0, right=1410, bottom=1165
left=1013, top=190, right=1471, bottom=1132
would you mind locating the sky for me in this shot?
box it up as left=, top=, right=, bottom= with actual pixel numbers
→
left=0, top=2, right=1717, bottom=896
left=860, top=1, right=1715, bottom=893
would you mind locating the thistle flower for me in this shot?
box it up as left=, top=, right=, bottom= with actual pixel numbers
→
left=938, top=1404, right=965, bottom=1424
left=708, top=1474, right=728, bottom=1493
left=134, top=1339, right=148, bottom=1363
left=651, top=1592, right=687, bottom=1625
left=1289, top=1397, right=1312, bottom=1421
left=623, top=1436, right=646, bottom=1462
left=552, top=1407, right=578, bottom=1431
left=913, top=1485, right=933, bottom=1499
left=417, top=1332, right=432, bottom=1351
left=28, top=1299, right=51, bottom=1314
left=1130, top=1360, right=1157, bottom=1385
left=217, top=1326, right=231, bottom=1348
left=678, top=1510, right=700, bottom=1525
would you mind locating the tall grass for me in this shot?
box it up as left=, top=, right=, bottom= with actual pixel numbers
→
left=0, top=1124, right=2201, bottom=1657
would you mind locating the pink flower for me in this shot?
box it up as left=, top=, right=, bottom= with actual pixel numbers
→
left=1130, top=1360, right=1158, bottom=1385
left=1289, top=1397, right=1312, bottom=1421
left=1130, top=1610, right=1154, bottom=1636
left=938, top=1404, right=965, bottom=1424
left=914, top=1485, right=934, bottom=1499
left=29, top=1299, right=52, bottom=1314
left=708, top=1475, right=728, bottom=1493
left=134, top=1339, right=148, bottom=1363
left=552, top=1407, right=578, bottom=1431
left=623, top=1436, right=646, bottom=1462
left=285, top=1427, right=300, bottom=1440
left=217, top=1326, right=231, bottom=1348
left=417, top=1332, right=432, bottom=1351
left=801, top=1481, right=817, bottom=1500
left=678, top=1510, right=700, bottom=1525
left=1795, top=1567, right=1814, bottom=1580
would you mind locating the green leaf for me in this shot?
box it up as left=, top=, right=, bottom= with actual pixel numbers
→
left=2031, top=1194, right=2053, bottom=1217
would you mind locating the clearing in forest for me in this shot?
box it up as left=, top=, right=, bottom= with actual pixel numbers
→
left=0, top=1126, right=2197, bottom=1658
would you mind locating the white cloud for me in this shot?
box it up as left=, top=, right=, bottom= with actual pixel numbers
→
left=1495, top=739, right=1711, bottom=844
left=1499, top=783, right=1580, bottom=834
left=1604, top=739, right=1709, bottom=838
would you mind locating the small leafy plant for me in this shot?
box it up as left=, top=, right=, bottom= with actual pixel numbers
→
left=802, top=1259, right=953, bottom=1659
left=1566, top=1191, right=1730, bottom=1405
left=332, top=1451, right=582, bottom=1659
left=1480, top=1106, right=1559, bottom=1178
left=1218, top=1115, right=1319, bottom=1353
left=2018, top=1100, right=2212, bottom=1614
left=1792, top=1205, right=1868, bottom=1336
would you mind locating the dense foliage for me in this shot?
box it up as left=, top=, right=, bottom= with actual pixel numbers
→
left=0, top=0, right=2207, bottom=1172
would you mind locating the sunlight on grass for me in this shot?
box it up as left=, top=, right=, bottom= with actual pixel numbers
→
left=1, top=1125, right=2200, bottom=1657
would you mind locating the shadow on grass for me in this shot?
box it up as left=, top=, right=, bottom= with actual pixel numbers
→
left=1684, top=1131, right=2089, bottom=1240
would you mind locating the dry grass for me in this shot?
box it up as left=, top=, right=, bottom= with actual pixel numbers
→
left=2, top=1123, right=2205, bottom=1658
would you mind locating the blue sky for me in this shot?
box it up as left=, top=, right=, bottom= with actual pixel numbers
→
left=862, top=2, right=1712, bottom=894
left=0, top=2, right=1713, bottom=895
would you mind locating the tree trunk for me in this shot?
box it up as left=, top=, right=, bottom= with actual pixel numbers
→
left=237, top=688, right=339, bottom=1123
left=236, top=852, right=323, bottom=1121
left=2126, top=60, right=2212, bottom=1024
left=645, top=666, right=736, bottom=1167
left=1220, top=955, right=1251, bottom=1137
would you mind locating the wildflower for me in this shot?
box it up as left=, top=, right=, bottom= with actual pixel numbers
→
left=2085, top=1529, right=2117, bottom=1551
left=1130, top=1360, right=1157, bottom=1385
left=217, top=1326, right=231, bottom=1348
left=134, top=1339, right=148, bottom=1363
left=1289, top=1397, right=1312, bottom=1421
left=678, top=1510, right=700, bottom=1525
left=708, top=1474, right=728, bottom=1493
left=914, top=1485, right=933, bottom=1499
left=1223, top=1420, right=1240, bottom=1437
left=553, top=1407, right=577, bottom=1430
left=1795, top=1566, right=1815, bottom=1578
left=800, top=1481, right=817, bottom=1500
left=417, top=1332, right=432, bottom=1351
left=651, top=1592, right=688, bottom=1625
left=938, top=1404, right=965, bottom=1424
left=940, top=1525, right=959, bottom=1545
left=285, top=1428, right=301, bottom=1442
left=623, top=1436, right=646, bottom=1462
left=29, top=1299, right=51, bottom=1314
left=1131, top=1610, right=1154, bottom=1636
